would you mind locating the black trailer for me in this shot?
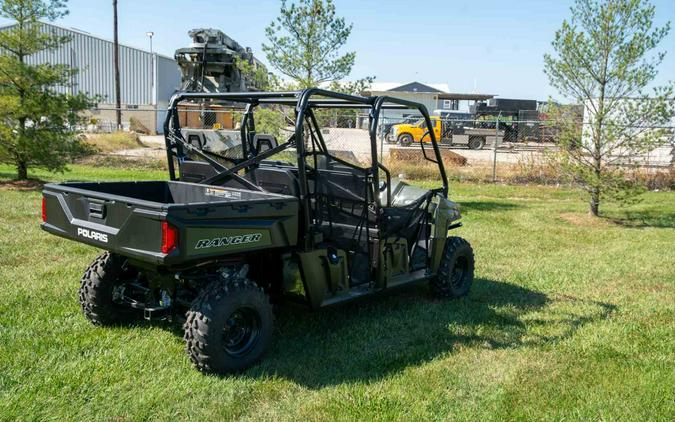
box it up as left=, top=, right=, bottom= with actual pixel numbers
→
left=471, top=98, right=541, bottom=142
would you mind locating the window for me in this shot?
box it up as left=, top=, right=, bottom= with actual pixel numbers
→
left=442, top=99, right=458, bottom=110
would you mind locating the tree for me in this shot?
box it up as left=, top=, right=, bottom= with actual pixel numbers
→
left=232, top=57, right=288, bottom=139
left=234, top=56, right=276, bottom=92
left=544, top=0, right=674, bottom=216
left=0, top=0, right=93, bottom=180
left=263, top=0, right=365, bottom=89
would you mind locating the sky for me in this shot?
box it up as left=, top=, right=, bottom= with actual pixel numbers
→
left=1, top=0, right=674, bottom=101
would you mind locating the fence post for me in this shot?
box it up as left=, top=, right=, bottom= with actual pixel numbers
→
left=379, top=116, right=384, bottom=159
left=492, top=112, right=501, bottom=182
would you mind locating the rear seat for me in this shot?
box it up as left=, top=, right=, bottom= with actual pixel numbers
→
left=248, top=167, right=299, bottom=197
left=217, top=165, right=300, bottom=197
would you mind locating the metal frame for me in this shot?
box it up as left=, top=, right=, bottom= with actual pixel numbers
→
left=163, top=88, right=449, bottom=251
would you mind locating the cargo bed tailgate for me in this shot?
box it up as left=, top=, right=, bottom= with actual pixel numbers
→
left=42, top=182, right=167, bottom=263
left=41, top=181, right=300, bottom=266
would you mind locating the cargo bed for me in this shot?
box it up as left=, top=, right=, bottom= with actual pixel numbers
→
left=41, top=181, right=300, bottom=267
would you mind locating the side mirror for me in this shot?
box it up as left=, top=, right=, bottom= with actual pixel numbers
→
left=254, top=134, right=278, bottom=154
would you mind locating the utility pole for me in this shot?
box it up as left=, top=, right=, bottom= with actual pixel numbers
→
left=146, top=31, right=155, bottom=133
left=492, top=112, right=501, bottom=182
left=146, top=31, right=154, bottom=105
left=113, top=0, right=122, bottom=130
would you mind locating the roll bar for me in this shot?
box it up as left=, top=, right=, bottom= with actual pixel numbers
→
left=163, top=89, right=449, bottom=205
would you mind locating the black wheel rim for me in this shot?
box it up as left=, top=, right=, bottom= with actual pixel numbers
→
left=222, top=307, right=261, bottom=358
left=451, top=256, right=469, bottom=290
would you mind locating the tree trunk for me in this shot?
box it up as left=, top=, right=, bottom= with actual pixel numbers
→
left=589, top=188, right=600, bottom=216
left=17, top=160, right=28, bottom=180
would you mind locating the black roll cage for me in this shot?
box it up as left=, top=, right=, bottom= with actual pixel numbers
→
left=163, top=88, right=449, bottom=239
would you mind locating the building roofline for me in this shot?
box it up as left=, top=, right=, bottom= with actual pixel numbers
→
left=0, top=20, right=176, bottom=61
left=438, top=93, right=495, bottom=101
left=365, top=89, right=495, bottom=101
left=388, top=82, right=443, bottom=93
left=368, top=81, right=452, bottom=93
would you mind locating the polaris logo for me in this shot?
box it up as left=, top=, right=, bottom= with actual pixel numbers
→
left=195, top=233, right=262, bottom=249
left=77, top=227, right=108, bottom=243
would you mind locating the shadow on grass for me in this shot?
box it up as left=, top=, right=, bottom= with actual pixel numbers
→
left=246, top=279, right=615, bottom=388
left=459, top=201, right=521, bottom=213
left=139, top=279, right=615, bottom=387
left=607, top=209, right=675, bottom=229
left=0, top=173, right=45, bottom=191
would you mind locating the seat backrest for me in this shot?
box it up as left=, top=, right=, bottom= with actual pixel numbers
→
left=314, top=169, right=368, bottom=202
left=249, top=167, right=299, bottom=197
left=178, top=160, right=218, bottom=183
left=316, top=154, right=358, bottom=173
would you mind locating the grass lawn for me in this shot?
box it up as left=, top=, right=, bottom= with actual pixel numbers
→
left=0, top=163, right=673, bottom=421
left=84, top=132, right=143, bottom=154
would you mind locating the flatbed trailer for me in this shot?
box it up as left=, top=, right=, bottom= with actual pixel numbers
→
left=391, top=116, right=504, bottom=149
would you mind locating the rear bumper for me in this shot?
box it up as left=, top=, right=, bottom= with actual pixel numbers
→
left=41, top=222, right=169, bottom=265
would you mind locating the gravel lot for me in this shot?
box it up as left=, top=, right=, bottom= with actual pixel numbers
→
left=322, top=128, right=549, bottom=165
left=322, top=128, right=673, bottom=167
left=117, top=131, right=672, bottom=168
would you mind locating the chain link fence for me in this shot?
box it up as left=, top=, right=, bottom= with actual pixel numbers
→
left=80, top=105, right=675, bottom=186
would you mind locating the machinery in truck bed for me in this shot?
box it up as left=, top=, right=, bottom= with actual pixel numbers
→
left=41, top=89, right=475, bottom=374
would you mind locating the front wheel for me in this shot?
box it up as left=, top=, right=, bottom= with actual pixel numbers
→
left=398, top=133, right=414, bottom=147
left=184, top=277, right=273, bottom=374
left=468, top=136, right=485, bottom=150
left=430, top=237, right=475, bottom=298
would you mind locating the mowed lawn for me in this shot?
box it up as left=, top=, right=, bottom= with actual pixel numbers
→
left=0, top=164, right=673, bottom=421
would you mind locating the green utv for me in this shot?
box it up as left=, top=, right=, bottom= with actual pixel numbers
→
left=41, top=89, right=474, bottom=374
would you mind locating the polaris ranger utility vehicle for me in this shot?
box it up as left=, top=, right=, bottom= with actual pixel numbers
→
left=41, top=89, right=475, bottom=374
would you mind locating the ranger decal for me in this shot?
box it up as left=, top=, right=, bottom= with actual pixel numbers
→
left=195, top=233, right=262, bottom=249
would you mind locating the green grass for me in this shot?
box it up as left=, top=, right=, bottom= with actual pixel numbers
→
left=0, top=163, right=166, bottom=183
left=0, top=164, right=673, bottom=421
left=85, top=132, right=143, bottom=153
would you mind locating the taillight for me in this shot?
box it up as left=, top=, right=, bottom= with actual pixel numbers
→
left=41, top=197, right=47, bottom=222
left=161, top=221, right=179, bottom=254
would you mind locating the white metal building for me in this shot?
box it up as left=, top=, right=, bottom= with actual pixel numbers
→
left=582, top=98, right=674, bottom=167
left=0, top=21, right=182, bottom=133
left=365, top=82, right=494, bottom=121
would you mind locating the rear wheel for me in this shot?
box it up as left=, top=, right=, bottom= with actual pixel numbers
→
left=468, top=136, right=485, bottom=150
left=398, top=133, right=413, bottom=147
left=184, top=276, right=273, bottom=374
left=431, top=237, right=474, bottom=298
left=79, top=252, right=142, bottom=325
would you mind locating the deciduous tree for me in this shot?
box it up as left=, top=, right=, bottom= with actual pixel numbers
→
left=544, top=0, right=674, bottom=216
